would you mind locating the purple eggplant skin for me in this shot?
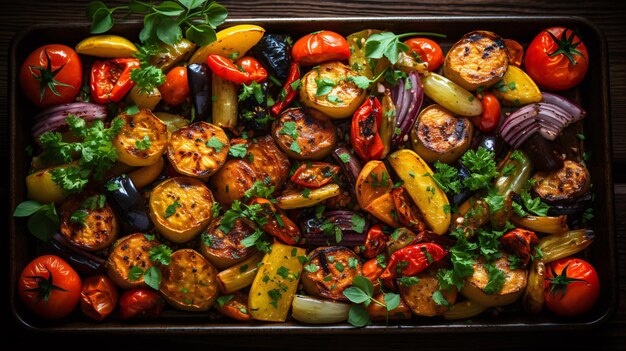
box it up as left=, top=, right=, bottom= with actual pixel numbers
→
left=301, top=210, right=369, bottom=246
left=521, top=134, right=564, bottom=172
left=331, top=145, right=363, bottom=192
left=187, top=63, right=212, bottom=120
left=239, top=81, right=273, bottom=132
left=49, top=234, right=105, bottom=275
left=250, top=33, right=292, bottom=81
left=105, top=174, right=151, bottom=234
left=450, top=163, right=474, bottom=206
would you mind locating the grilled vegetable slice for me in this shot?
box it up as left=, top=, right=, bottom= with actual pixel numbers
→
left=531, top=160, right=591, bottom=203
left=421, top=72, right=483, bottom=117
left=217, top=252, right=264, bottom=294
left=189, top=24, right=265, bottom=64
left=400, top=268, right=457, bottom=317
left=443, top=300, right=488, bottom=320
left=443, top=30, right=509, bottom=91
left=128, top=156, right=164, bottom=190
left=271, top=107, right=338, bottom=160
left=75, top=34, right=138, bottom=58
left=199, top=216, right=259, bottom=270
left=128, top=85, right=162, bottom=110
left=460, top=253, right=528, bottom=307
left=149, top=177, right=214, bottom=243
left=58, top=192, right=118, bottom=252
left=248, top=241, right=305, bottom=322
left=301, top=246, right=363, bottom=301
left=105, top=233, right=160, bottom=289
left=113, top=109, right=168, bottom=167
left=275, top=183, right=341, bottom=210
left=248, top=198, right=301, bottom=245
left=149, top=38, right=196, bottom=73
left=215, top=291, right=253, bottom=321
left=366, top=293, right=413, bottom=321
left=291, top=294, right=351, bottom=324
left=249, top=33, right=292, bottom=81
left=158, top=249, right=219, bottom=312
left=246, top=135, right=291, bottom=191
left=212, top=73, right=238, bottom=130
left=299, top=61, right=366, bottom=119
left=167, top=121, right=229, bottom=179
left=538, top=229, right=594, bottom=264
left=355, top=160, right=393, bottom=210
left=410, top=104, right=473, bottom=164
left=210, top=159, right=258, bottom=206
left=387, top=149, right=451, bottom=235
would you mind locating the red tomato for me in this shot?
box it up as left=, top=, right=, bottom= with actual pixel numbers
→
left=80, top=275, right=118, bottom=321
left=292, top=30, right=350, bottom=66
left=544, top=258, right=600, bottom=316
left=119, top=287, right=164, bottom=319
left=206, top=54, right=267, bottom=85
left=351, top=96, right=384, bottom=161
left=362, top=224, right=389, bottom=259
left=19, top=44, right=82, bottom=107
left=404, top=38, right=444, bottom=71
left=18, top=255, right=82, bottom=319
left=90, top=58, right=140, bottom=104
left=159, top=66, right=189, bottom=106
left=471, top=92, right=501, bottom=132
left=290, top=162, right=340, bottom=188
left=525, top=27, right=589, bottom=91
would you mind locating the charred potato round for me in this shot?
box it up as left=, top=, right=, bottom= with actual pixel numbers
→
left=59, top=192, right=119, bottom=252
left=167, top=121, right=229, bottom=179
left=301, top=246, right=363, bottom=301
left=159, top=248, right=219, bottom=311
left=246, top=135, right=291, bottom=191
left=461, top=253, right=528, bottom=307
left=443, top=30, right=509, bottom=91
left=271, top=107, right=338, bottom=160
left=399, top=268, right=457, bottom=317
left=210, top=159, right=258, bottom=205
left=113, top=109, right=168, bottom=166
left=300, top=61, right=366, bottom=119
left=532, top=160, right=591, bottom=203
left=105, top=233, right=160, bottom=289
left=410, top=104, right=473, bottom=164
left=149, top=177, right=215, bottom=243
left=199, top=216, right=258, bottom=270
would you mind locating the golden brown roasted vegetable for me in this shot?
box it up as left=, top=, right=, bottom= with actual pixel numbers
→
left=271, top=107, right=338, bottom=160
left=538, top=229, right=594, bottom=263
left=105, top=233, right=160, bottom=289
left=400, top=268, right=457, bottom=317
left=199, top=216, right=259, bottom=270
left=113, top=109, right=168, bottom=167
left=301, top=246, right=363, bottom=302
left=59, top=192, right=118, bottom=252
left=522, top=259, right=545, bottom=314
left=532, top=160, right=591, bottom=203
left=210, top=159, right=258, bottom=205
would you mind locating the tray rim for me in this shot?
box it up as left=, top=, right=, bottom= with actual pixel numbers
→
left=9, top=15, right=617, bottom=335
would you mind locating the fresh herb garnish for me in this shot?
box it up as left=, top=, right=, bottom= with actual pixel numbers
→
left=135, top=135, right=152, bottom=150
left=364, top=31, right=446, bottom=64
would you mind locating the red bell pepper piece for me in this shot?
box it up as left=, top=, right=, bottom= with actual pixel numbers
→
left=206, top=54, right=267, bottom=85
left=499, top=228, right=539, bottom=267
left=290, top=161, right=340, bottom=188
left=270, top=62, right=301, bottom=117
left=379, top=243, right=447, bottom=286
left=351, top=96, right=384, bottom=161
left=391, top=187, right=426, bottom=233
left=248, top=197, right=301, bottom=245
left=90, top=58, right=140, bottom=104
left=362, top=224, right=390, bottom=259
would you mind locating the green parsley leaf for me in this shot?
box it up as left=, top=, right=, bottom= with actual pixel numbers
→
left=105, top=180, right=121, bottom=191
left=326, top=95, right=342, bottom=104
left=338, top=153, right=351, bottom=163
left=290, top=79, right=302, bottom=91
left=244, top=180, right=275, bottom=199
left=217, top=294, right=234, bottom=307
left=304, top=264, right=319, bottom=273
left=290, top=141, right=302, bottom=153
left=279, top=121, right=298, bottom=139
left=365, top=31, right=446, bottom=64
left=241, top=229, right=264, bottom=248
left=348, top=257, right=359, bottom=269
left=135, top=135, right=152, bottom=150
left=345, top=75, right=371, bottom=89
left=164, top=199, right=181, bottom=218
left=483, top=263, right=505, bottom=294
left=268, top=288, right=282, bottom=308
left=432, top=160, right=462, bottom=194
left=206, top=136, right=225, bottom=152
left=335, top=262, right=345, bottom=273
left=228, top=143, right=247, bottom=158
left=238, top=81, right=265, bottom=104
left=432, top=290, right=451, bottom=307
left=130, top=65, right=166, bottom=94
left=398, top=276, right=420, bottom=286
left=128, top=266, right=144, bottom=281
left=520, top=191, right=551, bottom=216
left=351, top=215, right=366, bottom=233
left=315, top=77, right=336, bottom=96
left=143, top=266, right=162, bottom=290
left=302, top=188, right=311, bottom=198
left=149, top=244, right=173, bottom=265
left=461, top=147, right=499, bottom=190
left=276, top=266, right=290, bottom=279
left=70, top=209, right=88, bottom=226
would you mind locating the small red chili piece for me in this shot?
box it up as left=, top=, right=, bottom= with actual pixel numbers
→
left=499, top=228, right=539, bottom=267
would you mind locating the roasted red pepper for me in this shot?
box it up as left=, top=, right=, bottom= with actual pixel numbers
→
left=362, top=257, right=386, bottom=293
left=119, top=287, right=164, bottom=319
left=80, top=275, right=118, bottom=321
left=379, top=243, right=447, bottom=286
left=90, top=58, right=140, bottom=104
left=248, top=197, right=301, bottom=245
left=362, top=224, right=389, bottom=259
left=270, top=62, right=301, bottom=117
left=499, top=228, right=539, bottom=267
left=470, top=92, right=501, bottom=133
left=290, top=161, right=340, bottom=188
left=206, top=54, right=268, bottom=85
left=351, top=96, right=384, bottom=161
left=391, top=187, right=427, bottom=233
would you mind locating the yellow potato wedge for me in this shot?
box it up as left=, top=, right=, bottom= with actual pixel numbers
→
left=75, top=35, right=138, bottom=58
left=189, top=24, right=265, bottom=64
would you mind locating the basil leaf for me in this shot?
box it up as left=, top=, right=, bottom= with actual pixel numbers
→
left=342, top=287, right=371, bottom=304
left=156, top=16, right=182, bottom=45
left=90, top=8, right=114, bottom=34
left=13, top=200, right=44, bottom=217
left=204, top=2, right=228, bottom=27
left=347, top=304, right=371, bottom=327
left=143, top=266, right=162, bottom=290
left=186, top=24, right=217, bottom=46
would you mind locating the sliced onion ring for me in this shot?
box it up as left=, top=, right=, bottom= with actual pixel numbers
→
left=32, top=102, right=108, bottom=141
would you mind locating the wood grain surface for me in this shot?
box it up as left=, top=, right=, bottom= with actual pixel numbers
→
left=2, top=0, right=625, bottom=349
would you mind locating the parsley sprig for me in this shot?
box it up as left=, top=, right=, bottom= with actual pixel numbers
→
left=343, top=276, right=400, bottom=327
left=365, top=31, right=446, bottom=64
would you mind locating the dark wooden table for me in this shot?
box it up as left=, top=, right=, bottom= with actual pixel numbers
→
left=2, top=1, right=625, bottom=349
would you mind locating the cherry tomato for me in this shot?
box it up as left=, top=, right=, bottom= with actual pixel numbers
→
left=206, top=54, right=267, bottom=85
left=379, top=243, right=447, bottom=287
left=351, top=96, right=384, bottom=161
left=404, top=38, right=444, bottom=71
left=90, top=58, right=140, bottom=104
left=470, top=92, right=501, bottom=133
left=290, top=162, right=340, bottom=188
left=119, top=287, right=164, bottom=319
left=362, top=257, right=385, bottom=293
left=362, top=224, right=389, bottom=259
left=544, top=257, right=600, bottom=316
left=19, top=44, right=82, bottom=107
left=525, top=27, right=589, bottom=91
left=18, top=255, right=82, bottom=319
left=159, top=66, right=189, bottom=106
left=80, top=275, right=119, bottom=321
left=503, top=39, right=524, bottom=67
left=292, top=30, right=350, bottom=66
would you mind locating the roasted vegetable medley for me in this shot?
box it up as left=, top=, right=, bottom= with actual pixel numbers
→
left=13, top=0, right=599, bottom=326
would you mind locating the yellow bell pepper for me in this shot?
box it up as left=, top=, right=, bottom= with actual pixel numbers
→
left=492, top=65, right=542, bottom=106
left=75, top=35, right=139, bottom=58
left=189, top=24, right=265, bottom=64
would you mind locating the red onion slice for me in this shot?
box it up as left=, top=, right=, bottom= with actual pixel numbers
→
left=392, top=71, right=424, bottom=147
left=32, top=102, right=108, bottom=141
left=541, top=92, right=586, bottom=120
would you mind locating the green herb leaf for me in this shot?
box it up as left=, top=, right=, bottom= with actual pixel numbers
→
left=338, top=153, right=350, bottom=163
left=347, top=304, right=371, bottom=327
left=13, top=200, right=46, bottom=217
left=315, top=77, right=336, bottom=96
left=279, top=121, right=299, bottom=139
left=241, top=229, right=264, bottom=248
left=384, top=292, right=400, bottom=311
left=164, top=199, right=181, bottom=218
left=346, top=75, right=371, bottom=89
left=343, top=287, right=371, bottom=304
left=483, top=263, right=506, bottom=294
left=130, top=65, right=166, bottom=94
left=239, top=81, right=265, bottom=104
left=206, top=136, right=225, bottom=152
left=365, top=31, right=446, bottom=64
left=351, top=215, right=366, bottom=233
left=128, top=266, right=144, bottom=281
left=290, top=141, right=302, bottom=153
left=143, top=266, right=162, bottom=290
left=135, top=135, right=152, bottom=150
left=276, top=266, right=290, bottom=279
left=432, top=290, right=451, bottom=307
left=149, top=244, right=173, bottom=265
left=70, top=209, right=88, bottom=226
left=228, top=143, right=248, bottom=158
left=520, top=191, right=551, bottom=216
left=217, top=294, right=234, bottom=307
left=304, top=264, right=319, bottom=273
left=352, top=275, right=374, bottom=298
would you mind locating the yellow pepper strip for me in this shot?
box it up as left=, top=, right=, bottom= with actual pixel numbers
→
left=217, top=252, right=264, bottom=294
left=75, top=35, right=138, bottom=58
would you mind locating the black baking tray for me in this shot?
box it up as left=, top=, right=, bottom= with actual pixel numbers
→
left=9, top=16, right=616, bottom=334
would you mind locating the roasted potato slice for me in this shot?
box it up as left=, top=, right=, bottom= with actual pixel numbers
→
left=105, top=233, right=160, bottom=289
left=113, top=109, right=168, bottom=167
left=531, top=160, right=591, bottom=203
left=301, top=246, right=363, bottom=302
left=399, top=268, right=457, bottom=317
left=210, top=159, right=258, bottom=205
left=199, top=216, right=259, bottom=270
left=443, top=30, right=509, bottom=91
left=272, top=107, right=338, bottom=160
left=149, top=177, right=215, bottom=243
left=167, top=121, right=229, bottom=179
left=59, top=192, right=119, bottom=252
left=300, top=61, right=367, bottom=119
left=159, top=249, right=219, bottom=312
left=410, top=104, right=473, bottom=164
left=246, top=135, right=291, bottom=191
left=461, top=253, right=528, bottom=307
